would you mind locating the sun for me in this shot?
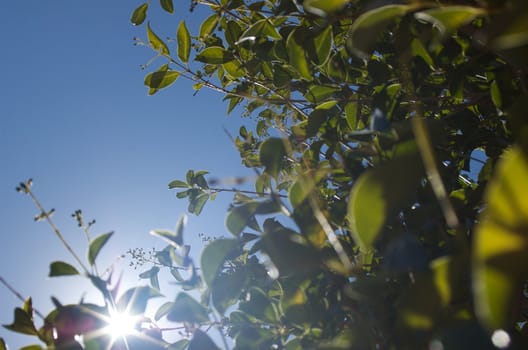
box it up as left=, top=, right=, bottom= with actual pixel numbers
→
left=105, top=310, right=138, bottom=339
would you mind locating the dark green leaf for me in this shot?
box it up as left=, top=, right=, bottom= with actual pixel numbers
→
left=177, top=21, right=191, bottom=63
left=167, top=292, right=209, bottom=323
left=240, top=19, right=281, bottom=41
left=347, top=4, right=416, bottom=58
left=225, top=202, right=260, bottom=236
left=201, top=239, right=240, bottom=288
left=195, top=47, right=235, bottom=64
left=347, top=154, right=423, bottom=252
left=167, top=339, right=190, bottom=350
left=88, top=231, right=114, bottom=266
left=259, top=138, right=287, bottom=178
left=3, top=308, right=38, bottom=336
left=147, top=22, right=170, bottom=55
left=117, top=286, right=162, bottom=315
left=131, top=3, right=148, bottom=25
left=239, top=287, right=279, bottom=323
left=188, top=330, right=219, bottom=350
left=49, top=261, right=80, bottom=277
left=212, top=268, right=248, bottom=314
left=168, top=179, right=188, bottom=188
left=286, top=29, right=311, bottom=80
left=490, top=80, right=502, bottom=109
left=154, top=301, right=174, bottom=321
left=160, top=0, right=174, bottom=14
left=189, top=193, right=209, bottom=215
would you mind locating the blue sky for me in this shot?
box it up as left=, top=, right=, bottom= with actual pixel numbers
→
left=0, top=1, right=251, bottom=347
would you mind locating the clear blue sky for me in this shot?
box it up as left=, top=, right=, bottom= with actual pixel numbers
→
left=0, top=1, right=251, bottom=347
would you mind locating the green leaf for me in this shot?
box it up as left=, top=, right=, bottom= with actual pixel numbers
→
left=490, top=80, right=502, bottom=109
left=212, top=268, right=248, bottom=314
left=147, top=22, right=170, bottom=55
left=117, top=286, right=162, bottom=315
left=473, top=146, right=528, bottom=330
left=200, top=239, right=240, bottom=288
left=88, top=231, right=114, bottom=266
left=347, top=154, right=423, bottom=252
left=3, top=308, right=38, bottom=336
left=177, top=21, right=191, bottom=63
left=160, top=0, right=174, bottom=14
left=150, top=228, right=182, bottom=247
left=131, top=3, right=148, bottom=25
left=188, top=330, right=219, bottom=350
left=19, top=345, right=43, bottom=350
left=144, top=65, right=181, bottom=95
left=0, top=338, right=6, bottom=350
left=154, top=301, right=174, bottom=321
left=49, top=261, right=80, bottom=277
left=240, top=19, right=281, bottom=41
left=345, top=102, right=358, bottom=130
left=167, top=292, right=209, bottom=323
left=199, top=14, right=219, bottom=39
left=305, top=84, right=340, bottom=104
left=414, top=6, right=486, bottom=39
left=313, top=25, right=333, bottom=65
left=168, top=339, right=190, bottom=350
left=226, top=202, right=260, bottom=236
left=195, top=47, right=235, bottom=64
left=259, top=138, right=287, bottom=178
left=347, top=4, right=416, bottom=58
left=303, top=0, right=350, bottom=16
left=286, top=29, right=311, bottom=80
left=139, top=266, right=160, bottom=290
left=168, top=179, right=188, bottom=188
left=239, top=287, right=279, bottom=323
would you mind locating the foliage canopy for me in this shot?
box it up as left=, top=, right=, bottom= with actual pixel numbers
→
left=3, top=0, right=528, bottom=349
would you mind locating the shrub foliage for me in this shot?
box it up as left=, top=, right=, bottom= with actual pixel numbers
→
left=3, top=0, right=528, bottom=349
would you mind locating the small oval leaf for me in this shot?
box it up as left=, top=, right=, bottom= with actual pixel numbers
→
left=147, top=22, right=170, bottom=55
left=88, top=231, right=114, bottom=266
left=131, top=3, right=148, bottom=25
left=195, top=47, right=235, bottom=64
left=49, top=261, right=80, bottom=277
left=177, top=21, right=191, bottom=63
left=160, top=0, right=174, bottom=14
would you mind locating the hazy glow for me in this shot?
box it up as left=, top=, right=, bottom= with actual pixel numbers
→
left=105, top=310, right=137, bottom=338
left=491, top=329, right=511, bottom=349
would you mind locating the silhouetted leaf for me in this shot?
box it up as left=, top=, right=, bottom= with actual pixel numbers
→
left=88, top=231, right=114, bottom=266
left=49, top=261, right=80, bottom=277
left=188, top=330, right=219, bottom=350
left=201, top=239, right=240, bottom=288
left=259, top=138, right=286, bottom=178
left=167, top=292, right=209, bottom=323
left=117, top=286, right=162, bottom=315
left=3, top=308, right=38, bottom=336
left=347, top=154, right=423, bottom=252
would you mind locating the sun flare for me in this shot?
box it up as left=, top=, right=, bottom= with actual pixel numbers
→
left=105, top=310, right=138, bottom=339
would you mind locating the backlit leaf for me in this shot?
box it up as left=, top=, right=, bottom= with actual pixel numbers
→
left=414, top=6, right=486, bottom=39
left=188, top=330, right=219, bottom=350
left=347, top=4, right=416, bottom=58
left=199, top=14, right=219, bottom=39
left=286, top=29, right=311, bottom=80
left=347, top=154, right=423, bottom=252
left=117, top=286, right=162, bottom=315
left=473, top=146, right=528, bottom=330
left=313, top=25, right=333, bottom=65
left=88, top=231, right=114, bottom=266
left=144, top=65, right=180, bottom=95
left=177, top=21, right=191, bottom=63
left=259, top=138, right=287, bottom=178
left=3, top=308, right=38, bottom=336
left=130, top=3, right=148, bottom=25
left=195, top=47, right=235, bottom=64
left=201, top=239, right=240, bottom=288
left=167, top=292, right=209, bottom=323
left=240, top=19, right=281, bottom=41
left=147, top=22, right=170, bottom=55
left=49, top=261, right=80, bottom=277
left=303, top=0, right=350, bottom=16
